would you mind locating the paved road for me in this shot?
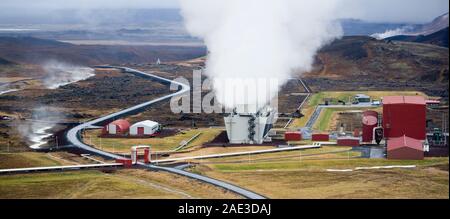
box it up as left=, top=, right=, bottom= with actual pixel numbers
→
left=305, top=103, right=379, bottom=129
left=65, top=66, right=266, bottom=199
left=284, top=78, right=312, bottom=128
left=142, top=163, right=266, bottom=199
left=66, top=66, right=190, bottom=160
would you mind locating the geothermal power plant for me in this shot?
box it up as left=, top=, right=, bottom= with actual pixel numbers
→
left=224, top=104, right=277, bottom=144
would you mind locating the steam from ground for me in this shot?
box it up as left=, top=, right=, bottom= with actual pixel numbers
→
left=371, top=26, right=413, bottom=39
left=180, top=0, right=343, bottom=109
left=42, top=60, right=95, bottom=89
left=16, top=106, right=65, bottom=149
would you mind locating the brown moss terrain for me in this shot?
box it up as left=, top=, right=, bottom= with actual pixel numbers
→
left=303, top=36, right=449, bottom=101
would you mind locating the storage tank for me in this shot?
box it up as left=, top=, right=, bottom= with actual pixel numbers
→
left=362, top=111, right=378, bottom=142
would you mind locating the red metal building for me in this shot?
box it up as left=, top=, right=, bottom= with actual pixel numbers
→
left=382, top=96, right=426, bottom=140
left=362, top=111, right=378, bottom=142
left=337, top=137, right=360, bottom=146
left=285, top=132, right=302, bottom=141
left=103, top=119, right=130, bottom=135
left=312, top=133, right=329, bottom=141
left=387, top=135, right=424, bottom=160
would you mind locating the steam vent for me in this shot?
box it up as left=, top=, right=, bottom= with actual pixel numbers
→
left=224, top=104, right=277, bottom=144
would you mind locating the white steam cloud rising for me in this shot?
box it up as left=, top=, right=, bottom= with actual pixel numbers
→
left=180, top=0, right=343, bottom=110
left=42, top=60, right=95, bottom=89
left=371, top=26, right=413, bottom=39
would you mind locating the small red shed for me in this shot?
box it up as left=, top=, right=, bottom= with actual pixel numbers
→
left=285, top=132, right=302, bottom=141
left=103, top=119, right=130, bottom=135
left=387, top=135, right=424, bottom=160
left=337, top=137, right=360, bottom=146
left=312, top=133, right=329, bottom=141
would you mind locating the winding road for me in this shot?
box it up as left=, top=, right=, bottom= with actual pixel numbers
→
left=65, top=66, right=266, bottom=199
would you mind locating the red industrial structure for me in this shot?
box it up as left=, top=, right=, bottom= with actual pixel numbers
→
left=362, top=110, right=378, bottom=142
left=337, top=137, right=360, bottom=147
left=115, top=158, right=133, bottom=168
left=102, top=119, right=130, bottom=135
left=285, top=132, right=302, bottom=141
left=312, top=133, right=329, bottom=141
left=387, top=135, right=424, bottom=160
left=131, top=145, right=151, bottom=164
left=382, top=96, right=426, bottom=140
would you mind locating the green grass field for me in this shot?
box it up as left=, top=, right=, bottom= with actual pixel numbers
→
left=0, top=152, right=64, bottom=169
left=0, top=169, right=241, bottom=199
left=83, top=128, right=222, bottom=153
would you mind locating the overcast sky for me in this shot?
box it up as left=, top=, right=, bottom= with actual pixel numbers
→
left=0, top=0, right=448, bottom=23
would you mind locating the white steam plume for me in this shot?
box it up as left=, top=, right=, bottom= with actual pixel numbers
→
left=371, top=26, right=413, bottom=39
left=180, top=0, right=343, bottom=109
left=42, top=60, right=95, bottom=89
left=16, top=106, right=65, bottom=149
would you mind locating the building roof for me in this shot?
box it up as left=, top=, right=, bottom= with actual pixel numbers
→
left=110, top=119, right=130, bottom=129
left=382, top=96, right=426, bottom=105
left=131, top=120, right=159, bottom=128
left=355, top=94, right=370, bottom=99
left=387, top=135, right=423, bottom=151
left=337, top=137, right=360, bottom=140
left=362, top=115, right=378, bottom=125
left=425, top=100, right=441, bottom=104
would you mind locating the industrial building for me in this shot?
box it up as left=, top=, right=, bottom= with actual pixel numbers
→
left=312, top=133, right=329, bottom=141
left=130, top=120, right=160, bottom=136
left=102, top=119, right=130, bottom=135
left=224, top=104, right=277, bottom=144
left=285, top=132, right=302, bottom=141
left=387, top=135, right=424, bottom=160
left=337, top=137, right=360, bottom=147
left=382, top=96, right=426, bottom=140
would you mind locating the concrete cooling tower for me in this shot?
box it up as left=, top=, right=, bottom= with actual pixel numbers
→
left=224, top=104, right=277, bottom=144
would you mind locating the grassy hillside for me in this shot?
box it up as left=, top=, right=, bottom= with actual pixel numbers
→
left=303, top=36, right=449, bottom=100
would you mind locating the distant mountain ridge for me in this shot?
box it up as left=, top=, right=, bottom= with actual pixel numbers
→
left=410, top=13, right=449, bottom=36
left=0, top=57, right=15, bottom=65
left=387, top=27, right=449, bottom=48
left=0, top=36, right=206, bottom=66
left=381, top=13, right=449, bottom=47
